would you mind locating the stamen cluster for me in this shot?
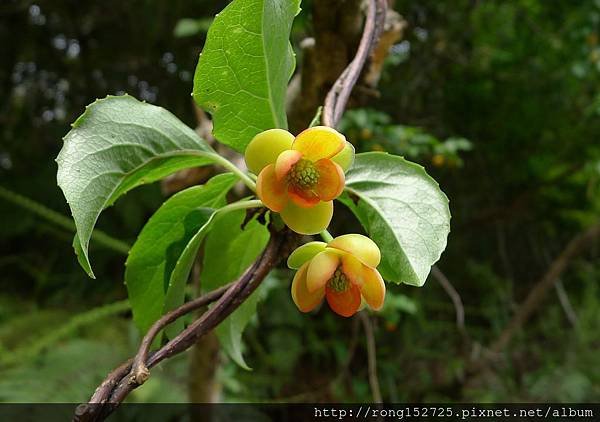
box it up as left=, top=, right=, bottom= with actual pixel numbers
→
left=327, top=267, right=348, bottom=292
left=288, top=159, right=319, bottom=189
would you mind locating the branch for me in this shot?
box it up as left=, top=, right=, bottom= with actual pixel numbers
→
left=286, top=0, right=363, bottom=130
left=543, top=247, right=578, bottom=327
left=130, top=282, right=233, bottom=384
left=359, top=311, right=382, bottom=404
left=272, top=316, right=361, bottom=403
left=464, top=222, right=600, bottom=387
left=489, top=223, right=600, bottom=354
left=431, top=265, right=466, bottom=337
left=74, top=228, right=293, bottom=422
left=554, top=280, right=578, bottom=327
left=0, top=185, right=130, bottom=255
left=322, top=0, right=387, bottom=128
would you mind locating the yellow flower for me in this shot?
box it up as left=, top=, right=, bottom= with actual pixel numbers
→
left=244, top=127, right=354, bottom=235
left=287, top=234, right=385, bottom=317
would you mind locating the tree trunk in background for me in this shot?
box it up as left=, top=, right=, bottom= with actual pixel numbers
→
left=287, top=0, right=404, bottom=132
left=287, top=0, right=363, bottom=131
left=188, top=331, right=222, bottom=403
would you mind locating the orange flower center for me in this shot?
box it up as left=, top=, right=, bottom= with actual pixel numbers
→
left=327, top=267, right=349, bottom=292
left=287, top=159, right=319, bottom=189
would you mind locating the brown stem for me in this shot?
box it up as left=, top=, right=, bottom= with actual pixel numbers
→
left=322, top=0, right=387, bottom=128
left=463, top=222, right=600, bottom=389
left=431, top=265, right=466, bottom=336
left=359, top=311, right=382, bottom=404
left=130, top=282, right=233, bottom=384
left=74, top=230, right=290, bottom=422
left=489, top=223, right=600, bottom=353
left=554, top=280, right=578, bottom=327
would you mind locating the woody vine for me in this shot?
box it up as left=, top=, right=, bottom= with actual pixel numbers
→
left=55, top=0, right=450, bottom=420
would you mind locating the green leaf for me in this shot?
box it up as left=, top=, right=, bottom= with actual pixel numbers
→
left=201, top=210, right=270, bottom=369
left=161, top=211, right=218, bottom=339
left=193, top=0, right=301, bottom=152
left=125, top=173, right=238, bottom=334
left=216, top=288, right=261, bottom=371
left=339, top=152, right=451, bottom=286
left=57, top=95, right=220, bottom=278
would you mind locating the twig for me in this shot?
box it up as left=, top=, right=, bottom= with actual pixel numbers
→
left=345, top=315, right=361, bottom=370
left=463, top=224, right=600, bottom=390
left=0, top=185, right=130, bottom=255
left=1, top=299, right=130, bottom=367
left=271, top=317, right=361, bottom=403
left=359, top=311, right=382, bottom=404
left=130, top=282, right=233, bottom=383
left=554, top=280, right=578, bottom=327
left=74, top=229, right=291, bottom=422
left=489, top=223, right=600, bottom=354
left=431, top=265, right=466, bottom=336
left=542, top=247, right=578, bottom=327
left=322, top=0, right=387, bottom=128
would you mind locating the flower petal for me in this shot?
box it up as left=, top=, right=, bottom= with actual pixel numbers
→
left=245, top=129, right=294, bottom=174
left=315, top=159, right=345, bottom=201
left=328, top=234, right=381, bottom=267
left=341, top=253, right=365, bottom=286
left=275, top=150, right=302, bottom=181
left=360, top=267, right=386, bottom=311
left=287, top=241, right=328, bottom=269
left=256, top=164, right=287, bottom=212
left=288, top=185, right=320, bottom=208
left=331, top=141, right=355, bottom=172
left=326, top=283, right=361, bottom=317
left=280, top=200, right=333, bottom=235
left=291, top=262, right=325, bottom=312
left=292, top=126, right=345, bottom=162
left=307, top=250, right=340, bottom=293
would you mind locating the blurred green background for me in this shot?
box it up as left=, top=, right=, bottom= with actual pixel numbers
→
left=1, top=0, right=599, bottom=404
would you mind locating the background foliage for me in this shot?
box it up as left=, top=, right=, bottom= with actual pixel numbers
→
left=1, top=0, right=599, bottom=404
